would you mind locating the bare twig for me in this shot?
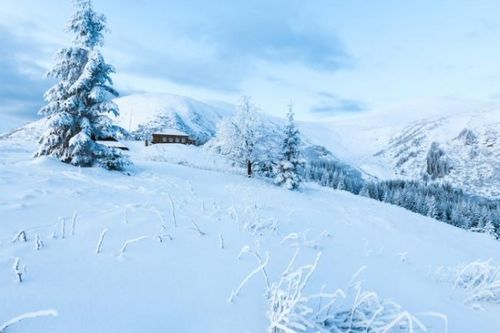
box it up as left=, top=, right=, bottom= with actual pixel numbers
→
left=13, top=258, right=24, bottom=283
left=95, top=229, right=108, bottom=254
left=12, top=230, right=27, bottom=243
left=219, top=233, right=224, bottom=249
left=119, top=236, right=148, bottom=256
left=35, top=234, right=44, bottom=251
left=191, top=222, right=206, bottom=236
left=228, top=252, right=270, bottom=303
left=168, top=194, right=177, bottom=227
left=60, top=217, right=66, bottom=239
left=71, top=211, right=78, bottom=236
left=0, top=310, right=58, bottom=333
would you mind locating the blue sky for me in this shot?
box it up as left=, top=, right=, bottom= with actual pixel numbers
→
left=2, top=0, right=500, bottom=122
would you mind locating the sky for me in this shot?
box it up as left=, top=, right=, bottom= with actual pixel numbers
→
left=2, top=0, right=500, bottom=127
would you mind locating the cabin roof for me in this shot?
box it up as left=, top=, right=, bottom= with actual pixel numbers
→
left=96, top=140, right=129, bottom=150
left=153, top=129, right=189, bottom=137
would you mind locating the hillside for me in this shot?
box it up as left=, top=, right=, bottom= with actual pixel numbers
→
left=1, top=135, right=500, bottom=332
left=113, top=93, right=233, bottom=144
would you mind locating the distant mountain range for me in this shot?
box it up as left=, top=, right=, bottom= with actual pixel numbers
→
left=373, top=109, right=500, bottom=198
left=305, top=98, right=500, bottom=199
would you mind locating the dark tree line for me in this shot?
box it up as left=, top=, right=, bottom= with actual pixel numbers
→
left=306, top=160, right=500, bottom=238
left=306, top=160, right=364, bottom=194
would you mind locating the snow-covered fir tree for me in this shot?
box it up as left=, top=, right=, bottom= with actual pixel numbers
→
left=35, top=0, right=129, bottom=170
left=274, top=104, right=304, bottom=190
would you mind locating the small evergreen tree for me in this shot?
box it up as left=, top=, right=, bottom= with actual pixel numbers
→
left=274, top=104, right=304, bottom=190
left=35, top=0, right=129, bottom=170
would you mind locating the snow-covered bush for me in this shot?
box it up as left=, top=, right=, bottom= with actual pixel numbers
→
left=35, top=0, right=130, bottom=170
left=453, top=260, right=500, bottom=307
left=274, top=105, right=305, bottom=190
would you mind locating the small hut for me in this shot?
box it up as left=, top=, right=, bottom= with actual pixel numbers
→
left=151, top=129, right=194, bottom=145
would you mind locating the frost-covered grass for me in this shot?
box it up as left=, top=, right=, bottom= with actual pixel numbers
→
left=267, top=255, right=447, bottom=333
left=1, top=139, right=500, bottom=332
left=437, top=260, right=500, bottom=310
left=455, top=261, right=500, bottom=307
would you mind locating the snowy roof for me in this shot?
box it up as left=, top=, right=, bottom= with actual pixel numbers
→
left=96, top=140, right=129, bottom=150
left=154, top=129, right=189, bottom=136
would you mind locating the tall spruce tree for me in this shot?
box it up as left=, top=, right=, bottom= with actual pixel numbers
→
left=36, top=0, right=129, bottom=170
left=274, top=104, right=304, bottom=190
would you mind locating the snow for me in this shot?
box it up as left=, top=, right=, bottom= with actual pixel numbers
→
left=95, top=140, right=128, bottom=150
left=1, top=135, right=500, bottom=332
left=153, top=129, right=189, bottom=136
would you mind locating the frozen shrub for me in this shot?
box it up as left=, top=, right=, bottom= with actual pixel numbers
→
left=454, top=260, right=500, bottom=307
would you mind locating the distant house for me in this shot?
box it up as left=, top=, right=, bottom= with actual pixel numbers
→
left=151, top=129, right=195, bottom=145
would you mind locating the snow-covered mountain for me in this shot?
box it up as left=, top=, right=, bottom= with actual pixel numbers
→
left=373, top=108, right=500, bottom=198
left=304, top=99, right=500, bottom=199
left=113, top=93, right=233, bottom=144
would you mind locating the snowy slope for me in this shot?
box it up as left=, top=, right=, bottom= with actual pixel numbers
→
left=113, top=93, right=233, bottom=144
left=1, top=137, right=500, bottom=332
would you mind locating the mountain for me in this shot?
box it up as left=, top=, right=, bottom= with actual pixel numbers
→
left=304, top=99, right=500, bottom=199
left=373, top=108, right=500, bottom=198
left=113, top=93, right=233, bottom=144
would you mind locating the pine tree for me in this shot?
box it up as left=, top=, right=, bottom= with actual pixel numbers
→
left=35, top=0, right=129, bottom=170
left=274, top=104, right=304, bottom=190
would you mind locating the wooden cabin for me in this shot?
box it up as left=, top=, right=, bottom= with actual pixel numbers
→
left=151, top=129, right=195, bottom=145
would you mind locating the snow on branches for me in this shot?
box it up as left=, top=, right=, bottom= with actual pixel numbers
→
left=274, top=104, right=305, bottom=190
left=208, top=96, right=281, bottom=177
left=36, top=0, right=129, bottom=170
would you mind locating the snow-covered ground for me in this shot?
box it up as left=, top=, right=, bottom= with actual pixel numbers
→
left=1, top=136, right=500, bottom=332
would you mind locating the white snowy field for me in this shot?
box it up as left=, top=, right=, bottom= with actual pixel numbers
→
left=1, top=140, right=500, bottom=332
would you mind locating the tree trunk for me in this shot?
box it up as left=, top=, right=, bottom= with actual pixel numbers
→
left=247, top=160, right=252, bottom=177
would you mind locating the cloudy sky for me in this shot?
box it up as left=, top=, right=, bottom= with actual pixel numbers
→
left=2, top=0, right=500, bottom=125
